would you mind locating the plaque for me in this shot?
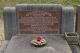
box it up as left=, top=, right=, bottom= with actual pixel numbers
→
left=18, top=10, right=60, bottom=34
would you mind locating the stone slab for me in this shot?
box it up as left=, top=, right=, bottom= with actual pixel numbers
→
left=16, top=4, right=62, bottom=34
left=3, top=7, right=16, bottom=40
left=4, top=34, right=72, bottom=53
left=61, top=7, right=75, bottom=33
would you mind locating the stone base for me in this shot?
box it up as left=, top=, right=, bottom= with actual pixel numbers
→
left=65, top=32, right=79, bottom=41
left=65, top=32, right=79, bottom=45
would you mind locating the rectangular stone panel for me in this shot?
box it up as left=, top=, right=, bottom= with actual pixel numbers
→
left=3, top=7, right=16, bottom=40
left=61, top=7, right=75, bottom=33
left=16, top=4, right=62, bottom=34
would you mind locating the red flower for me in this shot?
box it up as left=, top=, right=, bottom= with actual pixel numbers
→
left=36, top=36, right=43, bottom=42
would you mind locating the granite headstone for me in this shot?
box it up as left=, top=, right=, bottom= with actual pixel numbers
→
left=3, top=4, right=76, bottom=40
left=16, top=4, right=62, bottom=34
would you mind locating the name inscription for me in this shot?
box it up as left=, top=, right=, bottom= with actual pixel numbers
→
left=19, top=11, right=59, bottom=34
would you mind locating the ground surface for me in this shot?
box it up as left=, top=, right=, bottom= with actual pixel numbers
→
left=0, top=0, right=80, bottom=46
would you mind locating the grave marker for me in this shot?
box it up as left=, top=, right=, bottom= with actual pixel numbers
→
left=16, top=4, right=62, bottom=34
left=3, top=4, right=76, bottom=40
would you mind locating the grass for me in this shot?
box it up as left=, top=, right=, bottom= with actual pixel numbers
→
left=0, top=0, right=80, bottom=46
left=0, top=0, right=79, bottom=14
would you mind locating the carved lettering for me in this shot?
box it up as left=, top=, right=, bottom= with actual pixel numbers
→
left=19, top=11, right=59, bottom=34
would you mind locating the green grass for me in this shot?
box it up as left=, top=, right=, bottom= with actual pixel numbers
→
left=0, top=0, right=79, bottom=14
left=0, top=0, right=79, bottom=11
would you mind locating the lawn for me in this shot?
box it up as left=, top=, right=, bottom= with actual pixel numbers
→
left=0, top=0, right=79, bottom=15
left=0, top=0, right=80, bottom=46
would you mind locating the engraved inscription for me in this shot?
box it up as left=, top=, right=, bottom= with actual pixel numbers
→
left=19, top=11, right=59, bottom=34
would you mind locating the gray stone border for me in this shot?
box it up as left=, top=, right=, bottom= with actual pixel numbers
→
left=3, top=7, right=16, bottom=40
left=62, top=7, right=76, bottom=33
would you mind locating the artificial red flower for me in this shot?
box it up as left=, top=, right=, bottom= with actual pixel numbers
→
left=36, top=36, right=43, bottom=42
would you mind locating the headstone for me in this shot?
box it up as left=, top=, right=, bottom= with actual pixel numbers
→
left=16, top=4, right=62, bottom=34
left=3, top=4, right=76, bottom=40
left=3, top=7, right=16, bottom=40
